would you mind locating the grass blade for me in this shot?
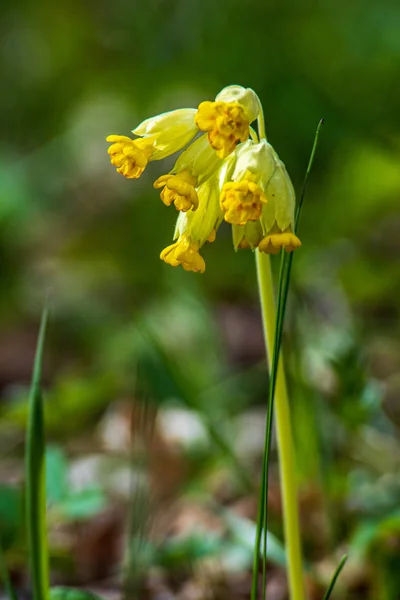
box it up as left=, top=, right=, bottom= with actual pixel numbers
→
left=26, top=306, right=50, bottom=600
left=323, top=555, right=348, bottom=600
left=252, top=119, right=324, bottom=600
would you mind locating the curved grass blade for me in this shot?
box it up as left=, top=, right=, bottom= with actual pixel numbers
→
left=323, top=555, right=348, bottom=600
left=26, top=306, right=50, bottom=600
left=0, top=541, right=18, bottom=600
left=251, top=119, right=324, bottom=600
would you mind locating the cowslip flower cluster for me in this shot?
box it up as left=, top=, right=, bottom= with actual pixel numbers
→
left=106, top=85, right=301, bottom=273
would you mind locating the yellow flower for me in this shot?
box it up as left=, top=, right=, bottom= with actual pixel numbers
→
left=154, top=170, right=198, bottom=212
left=160, top=235, right=206, bottom=273
left=258, top=158, right=301, bottom=254
left=153, top=135, right=222, bottom=212
left=258, top=230, right=301, bottom=254
left=220, top=140, right=275, bottom=225
left=106, top=85, right=303, bottom=272
left=107, top=108, right=199, bottom=179
left=195, top=85, right=260, bottom=158
left=106, top=135, right=154, bottom=179
left=160, top=174, right=223, bottom=272
left=220, top=177, right=267, bottom=225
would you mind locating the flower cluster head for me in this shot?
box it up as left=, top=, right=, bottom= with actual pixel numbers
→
left=106, top=85, right=301, bottom=273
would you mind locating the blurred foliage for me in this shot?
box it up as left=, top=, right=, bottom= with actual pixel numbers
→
left=1, top=0, right=400, bottom=598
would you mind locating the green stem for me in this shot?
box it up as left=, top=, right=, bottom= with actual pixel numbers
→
left=255, top=251, right=305, bottom=600
left=257, top=105, right=267, bottom=141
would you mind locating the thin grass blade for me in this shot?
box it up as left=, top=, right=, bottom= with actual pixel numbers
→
left=323, top=555, right=348, bottom=600
left=252, top=119, right=324, bottom=600
left=26, top=306, right=50, bottom=600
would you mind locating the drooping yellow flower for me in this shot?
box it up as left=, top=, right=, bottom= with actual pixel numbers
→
left=153, top=134, right=222, bottom=212
left=107, top=108, right=199, bottom=179
left=106, top=135, right=154, bottom=179
left=220, top=140, right=275, bottom=225
left=160, top=235, right=206, bottom=273
left=195, top=86, right=260, bottom=159
left=258, top=157, right=301, bottom=254
left=258, top=230, right=301, bottom=254
left=154, top=170, right=198, bottom=212
left=160, top=174, right=223, bottom=272
left=106, top=84, right=302, bottom=272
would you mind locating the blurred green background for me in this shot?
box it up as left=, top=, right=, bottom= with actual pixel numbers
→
left=1, top=1, right=400, bottom=599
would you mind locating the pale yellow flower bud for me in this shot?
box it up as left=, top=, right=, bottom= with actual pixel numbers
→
left=175, top=175, right=223, bottom=247
left=259, top=157, right=301, bottom=254
left=132, top=108, right=199, bottom=159
left=232, top=221, right=263, bottom=250
left=174, top=134, right=223, bottom=184
left=107, top=108, right=199, bottom=179
left=215, top=85, right=260, bottom=124
left=231, top=139, right=275, bottom=183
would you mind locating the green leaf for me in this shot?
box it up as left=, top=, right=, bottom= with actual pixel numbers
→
left=25, top=306, right=50, bottom=600
left=0, top=485, right=21, bottom=550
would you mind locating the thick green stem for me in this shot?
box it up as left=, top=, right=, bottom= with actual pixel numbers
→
left=256, top=251, right=305, bottom=600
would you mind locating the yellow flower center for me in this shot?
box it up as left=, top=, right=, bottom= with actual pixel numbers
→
left=153, top=169, right=198, bottom=212
left=160, top=236, right=206, bottom=273
left=195, top=101, right=249, bottom=158
left=220, top=180, right=267, bottom=226
left=258, top=232, right=301, bottom=254
left=106, top=135, right=154, bottom=179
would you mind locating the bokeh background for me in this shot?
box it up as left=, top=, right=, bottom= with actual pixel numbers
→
left=1, top=1, right=400, bottom=598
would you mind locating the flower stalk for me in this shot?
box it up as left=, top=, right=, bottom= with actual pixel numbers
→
left=255, top=250, right=305, bottom=600
left=252, top=117, right=324, bottom=600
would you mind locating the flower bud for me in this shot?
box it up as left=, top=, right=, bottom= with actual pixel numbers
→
left=133, top=108, right=198, bottom=159
left=215, top=85, right=260, bottom=123
left=232, top=221, right=263, bottom=250
left=259, top=158, right=301, bottom=254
